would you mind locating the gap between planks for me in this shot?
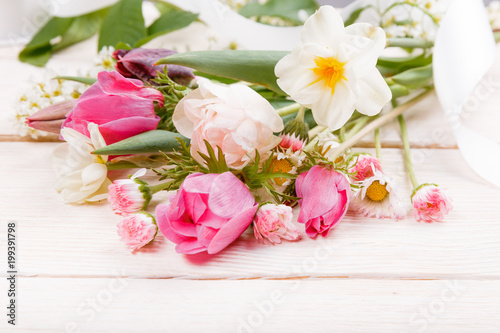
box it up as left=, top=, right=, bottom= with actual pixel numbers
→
left=0, top=134, right=459, bottom=149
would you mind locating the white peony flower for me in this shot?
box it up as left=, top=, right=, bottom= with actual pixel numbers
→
left=275, top=6, right=392, bottom=131
left=173, top=78, right=284, bottom=169
left=52, top=123, right=111, bottom=204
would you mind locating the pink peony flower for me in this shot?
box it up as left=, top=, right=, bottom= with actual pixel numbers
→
left=156, top=172, right=258, bottom=254
left=108, top=169, right=151, bottom=216
left=412, top=184, right=452, bottom=222
left=349, top=155, right=382, bottom=181
left=117, top=212, right=158, bottom=251
left=61, top=71, right=164, bottom=145
left=173, top=78, right=284, bottom=169
left=113, top=48, right=194, bottom=84
left=296, top=165, right=350, bottom=238
left=253, top=204, right=300, bottom=244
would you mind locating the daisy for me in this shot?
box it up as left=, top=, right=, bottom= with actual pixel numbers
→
left=352, top=169, right=407, bottom=220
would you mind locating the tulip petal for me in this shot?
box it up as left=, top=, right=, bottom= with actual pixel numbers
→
left=182, top=173, right=218, bottom=194
left=297, top=166, right=343, bottom=221
left=208, top=172, right=255, bottom=219
left=175, top=239, right=206, bottom=254
left=97, top=116, right=160, bottom=145
left=207, top=205, right=258, bottom=254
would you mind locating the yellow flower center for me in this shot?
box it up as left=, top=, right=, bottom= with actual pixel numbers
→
left=366, top=180, right=388, bottom=202
left=311, top=56, right=346, bottom=93
left=269, top=158, right=294, bottom=186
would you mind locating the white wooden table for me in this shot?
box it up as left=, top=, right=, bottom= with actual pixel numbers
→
left=2, top=30, right=500, bottom=332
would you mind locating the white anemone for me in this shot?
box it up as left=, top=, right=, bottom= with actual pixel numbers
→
left=53, top=123, right=111, bottom=204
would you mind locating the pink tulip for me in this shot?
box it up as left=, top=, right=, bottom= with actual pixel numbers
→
left=61, top=71, right=164, bottom=145
left=156, top=172, right=258, bottom=254
left=113, top=48, right=194, bottom=84
left=296, top=165, right=350, bottom=238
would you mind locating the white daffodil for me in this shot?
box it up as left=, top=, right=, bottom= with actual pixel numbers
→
left=275, top=6, right=392, bottom=130
left=52, top=123, right=111, bottom=204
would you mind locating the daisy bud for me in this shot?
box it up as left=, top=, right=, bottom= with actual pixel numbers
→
left=254, top=204, right=300, bottom=244
left=411, top=184, right=453, bottom=222
left=279, top=118, right=309, bottom=152
left=108, top=169, right=152, bottom=216
left=117, top=212, right=158, bottom=251
left=349, top=155, right=383, bottom=181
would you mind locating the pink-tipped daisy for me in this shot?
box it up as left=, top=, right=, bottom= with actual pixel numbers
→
left=411, top=184, right=453, bottom=222
left=352, top=169, right=407, bottom=220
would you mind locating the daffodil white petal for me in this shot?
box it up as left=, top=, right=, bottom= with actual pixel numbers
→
left=275, top=5, right=392, bottom=130
left=354, top=68, right=393, bottom=116
left=301, top=5, right=344, bottom=48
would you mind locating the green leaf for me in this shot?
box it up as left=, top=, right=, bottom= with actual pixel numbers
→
left=115, top=42, right=132, bottom=50
left=98, top=0, right=146, bottom=50
left=193, top=71, right=240, bottom=85
left=135, top=10, right=198, bottom=47
left=239, top=0, right=318, bottom=24
left=52, top=8, right=109, bottom=52
left=19, top=9, right=109, bottom=67
left=377, top=53, right=432, bottom=72
left=19, top=17, right=73, bottom=66
left=157, top=50, right=288, bottom=94
left=54, top=76, right=97, bottom=85
left=391, top=64, right=433, bottom=89
left=93, top=130, right=189, bottom=155
left=344, top=6, right=370, bottom=26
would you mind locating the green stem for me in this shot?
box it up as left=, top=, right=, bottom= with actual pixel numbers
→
left=345, top=116, right=371, bottom=140
left=277, top=103, right=300, bottom=117
left=304, top=127, right=328, bottom=151
left=398, top=114, right=419, bottom=188
left=295, top=106, right=306, bottom=121
left=150, top=181, right=174, bottom=194
left=374, top=128, right=382, bottom=160
left=386, top=38, right=434, bottom=49
left=327, top=89, right=433, bottom=162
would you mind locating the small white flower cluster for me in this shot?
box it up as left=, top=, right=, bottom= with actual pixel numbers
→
left=14, top=71, right=86, bottom=139
left=14, top=46, right=116, bottom=139
left=487, top=1, right=500, bottom=30
left=379, top=0, right=446, bottom=41
left=87, top=46, right=116, bottom=78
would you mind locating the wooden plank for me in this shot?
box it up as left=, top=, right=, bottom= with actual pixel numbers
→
left=0, top=277, right=499, bottom=332
left=1, top=142, right=499, bottom=279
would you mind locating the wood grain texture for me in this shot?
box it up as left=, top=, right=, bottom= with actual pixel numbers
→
left=0, top=277, right=498, bottom=332
left=2, top=142, right=499, bottom=280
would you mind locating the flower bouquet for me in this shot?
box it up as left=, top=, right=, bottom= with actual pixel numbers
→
left=17, top=0, right=500, bottom=253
